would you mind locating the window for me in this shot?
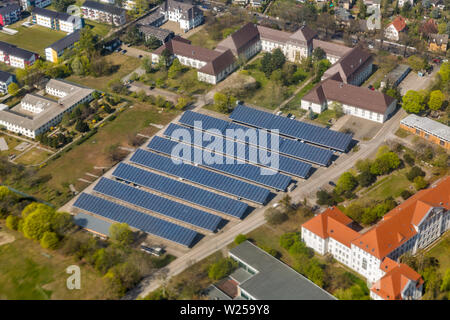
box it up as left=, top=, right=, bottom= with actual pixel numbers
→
left=362, top=258, right=367, bottom=270
left=440, top=140, right=445, bottom=146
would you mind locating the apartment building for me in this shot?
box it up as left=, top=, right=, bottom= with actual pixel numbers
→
left=0, top=70, right=16, bottom=94
left=0, top=79, right=94, bottom=138
left=0, top=4, right=21, bottom=26
left=20, top=0, right=51, bottom=10
left=159, top=0, right=203, bottom=32
left=301, top=177, right=450, bottom=300
left=45, top=29, right=81, bottom=63
left=81, top=1, right=126, bottom=26
left=100, top=0, right=137, bottom=11
left=400, top=114, right=450, bottom=150
left=32, top=7, right=83, bottom=33
left=0, top=41, right=38, bottom=69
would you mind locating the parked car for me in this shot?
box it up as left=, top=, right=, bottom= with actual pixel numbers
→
left=138, top=54, right=143, bottom=59
left=287, top=113, right=292, bottom=118
left=328, top=181, right=336, bottom=187
left=276, top=111, right=282, bottom=116
left=290, top=115, right=296, bottom=120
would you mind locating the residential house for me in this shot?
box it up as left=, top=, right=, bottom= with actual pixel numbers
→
left=0, top=41, right=38, bottom=69
left=0, top=79, right=94, bottom=138
left=384, top=16, right=407, bottom=41
left=0, top=4, right=21, bottom=26
left=428, top=33, right=448, bottom=52
left=0, top=70, right=15, bottom=94
left=301, top=176, right=450, bottom=299
left=32, top=7, right=83, bottom=33
left=45, top=29, right=81, bottom=63
left=81, top=1, right=127, bottom=26
left=159, top=0, right=203, bottom=32
left=400, top=114, right=450, bottom=150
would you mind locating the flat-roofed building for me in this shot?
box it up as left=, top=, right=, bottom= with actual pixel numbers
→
left=74, top=212, right=112, bottom=239
left=400, top=114, right=450, bottom=150
left=45, top=29, right=81, bottom=63
left=0, top=79, right=94, bottom=138
left=228, top=241, right=336, bottom=300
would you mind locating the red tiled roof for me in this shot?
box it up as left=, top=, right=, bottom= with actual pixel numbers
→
left=352, top=176, right=450, bottom=259
left=390, top=16, right=407, bottom=32
left=198, top=49, right=235, bottom=76
left=371, top=259, right=423, bottom=300
left=216, top=23, right=260, bottom=56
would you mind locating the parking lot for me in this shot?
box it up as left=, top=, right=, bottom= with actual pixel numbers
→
left=398, top=64, right=440, bottom=95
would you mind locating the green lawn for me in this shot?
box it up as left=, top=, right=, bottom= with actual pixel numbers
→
left=66, top=53, right=141, bottom=92
left=15, top=147, right=52, bottom=166
left=0, top=22, right=67, bottom=57
left=281, top=81, right=315, bottom=116
left=360, top=168, right=413, bottom=202
left=426, top=231, right=450, bottom=276
left=187, top=29, right=220, bottom=50
left=0, top=226, right=111, bottom=300
left=0, top=134, right=23, bottom=158
left=84, top=20, right=113, bottom=38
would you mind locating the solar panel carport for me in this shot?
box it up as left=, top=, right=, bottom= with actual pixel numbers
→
left=178, top=111, right=334, bottom=166
left=73, top=193, right=199, bottom=247
left=229, top=105, right=353, bottom=152
left=129, top=149, right=270, bottom=204
left=163, top=123, right=312, bottom=179
left=147, top=136, right=292, bottom=191
left=93, top=178, right=224, bottom=233
left=112, top=163, right=248, bottom=219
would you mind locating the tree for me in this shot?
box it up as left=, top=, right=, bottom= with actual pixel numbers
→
left=109, top=223, right=133, bottom=246
left=75, top=120, right=90, bottom=133
left=159, top=48, right=171, bottom=70
left=316, top=190, right=337, bottom=206
left=71, top=57, right=85, bottom=76
left=6, top=215, right=19, bottom=230
left=401, top=190, right=413, bottom=200
left=370, top=152, right=400, bottom=175
left=428, top=90, right=444, bottom=111
left=234, top=234, right=247, bottom=245
left=335, top=172, right=358, bottom=195
left=279, top=232, right=300, bottom=250
left=22, top=208, right=55, bottom=240
left=7, top=82, right=20, bottom=96
left=414, top=176, right=428, bottom=190
left=40, top=231, right=59, bottom=249
left=123, top=25, right=142, bottom=46
left=408, top=55, right=427, bottom=72
left=77, top=28, right=96, bottom=54
left=402, top=90, right=425, bottom=114
left=145, top=36, right=162, bottom=50
left=208, top=258, right=238, bottom=280
left=357, top=170, right=376, bottom=187
left=168, top=58, right=183, bottom=79
left=438, top=62, right=449, bottom=83
left=406, top=166, right=425, bottom=182
left=357, top=0, right=367, bottom=19
left=214, top=92, right=236, bottom=113
left=440, top=269, right=450, bottom=292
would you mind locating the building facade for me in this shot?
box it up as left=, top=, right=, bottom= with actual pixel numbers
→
left=0, top=4, right=21, bottom=26
left=45, top=29, right=81, bottom=63
left=20, top=0, right=51, bottom=10
left=0, top=41, right=38, bottom=69
left=384, top=16, right=407, bottom=41
left=32, top=7, right=83, bottom=33
left=81, top=1, right=127, bottom=26
left=400, top=114, right=450, bottom=150
left=301, top=177, right=450, bottom=299
left=0, top=70, right=15, bottom=94
left=159, top=0, right=203, bottom=32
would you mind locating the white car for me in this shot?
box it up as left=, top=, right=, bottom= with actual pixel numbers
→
left=276, top=111, right=282, bottom=116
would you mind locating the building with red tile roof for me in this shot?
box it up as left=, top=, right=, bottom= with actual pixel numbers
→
left=301, top=176, right=450, bottom=299
left=385, top=16, right=407, bottom=41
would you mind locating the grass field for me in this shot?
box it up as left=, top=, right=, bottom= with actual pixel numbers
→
left=15, top=147, right=52, bottom=166
left=0, top=226, right=111, bottom=300
left=0, top=22, right=67, bottom=57
left=0, top=134, right=23, bottom=158
left=33, top=102, right=178, bottom=205
left=360, top=168, right=413, bottom=202
left=66, top=53, right=141, bottom=92
left=426, top=231, right=450, bottom=276
left=187, top=28, right=220, bottom=50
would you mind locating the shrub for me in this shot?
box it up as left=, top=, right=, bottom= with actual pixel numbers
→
left=406, top=166, right=425, bottom=182
left=403, top=153, right=415, bottom=166
left=357, top=171, right=376, bottom=188
left=40, top=231, right=59, bottom=249
left=6, top=215, right=19, bottom=230
left=279, top=232, right=300, bottom=250
left=208, top=258, right=238, bottom=280
left=414, top=176, right=428, bottom=190
left=401, top=190, right=413, bottom=200
left=234, top=234, right=247, bottom=245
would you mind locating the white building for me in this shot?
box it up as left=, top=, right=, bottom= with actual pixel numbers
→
left=0, top=79, right=94, bottom=138
left=384, top=16, right=407, bottom=41
left=301, top=176, right=450, bottom=300
left=81, top=1, right=127, bottom=26
left=0, top=41, right=38, bottom=69
left=159, top=0, right=203, bottom=32
left=32, top=7, right=83, bottom=33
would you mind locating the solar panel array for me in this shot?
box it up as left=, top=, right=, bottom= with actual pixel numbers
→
left=163, top=123, right=312, bottom=179
left=229, top=105, right=353, bottom=152
left=130, top=148, right=270, bottom=204
left=178, top=111, right=333, bottom=166
left=73, top=193, right=199, bottom=247
left=112, top=163, right=248, bottom=219
left=93, top=178, right=223, bottom=232
left=147, top=136, right=292, bottom=191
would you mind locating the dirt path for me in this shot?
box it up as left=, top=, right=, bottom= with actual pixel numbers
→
left=0, top=231, right=15, bottom=246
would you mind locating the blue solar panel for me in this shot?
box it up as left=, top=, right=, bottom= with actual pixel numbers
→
left=112, top=163, right=248, bottom=219
left=164, top=123, right=312, bottom=179
left=229, top=105, right=353, bottom=152
left=129, top=149, right=270, bottom=204
left=73, top=193, right=199, bottom=247
left=93, top=178, right=223, bottom=232
left=147, top=136, right=292, bottom=191
left=178, top=111, right=333, bottom=166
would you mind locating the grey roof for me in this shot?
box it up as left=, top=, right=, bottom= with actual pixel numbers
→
left=48, top=29, right=81, bottom=52
left=229, top=267, right=253, bottom=284
left=0, top=79, right=93, bottom=132
left=0, top=70, right=14, bottom=83
left=138, top=25, right=174, bottom=42
left=204, top=285, right=232, bottom=300
left=33, top=6, right=72, bottom=21
left=401, top=114, right=450, bottom=142
left=82, top=1, right=125, bottom=15
left=229, top=241, right=336, bottom=300
left=74, top=212, right=112, bottom=236
left=139, top=11, right=165, bottom=26
left=0, top=41, right=37, bottom=60
left=384, top=64, right=410, bottom=84
left=0, top=3, right=20, bottom=15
